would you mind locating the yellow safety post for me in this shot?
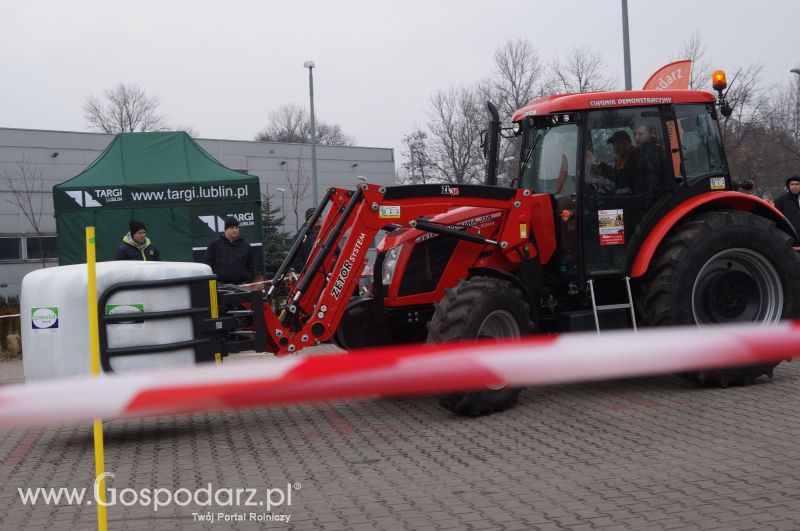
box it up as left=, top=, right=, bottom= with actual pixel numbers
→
left=86, top=227, right=108, bottom=531
left=209, top=279, right=221, bottom=364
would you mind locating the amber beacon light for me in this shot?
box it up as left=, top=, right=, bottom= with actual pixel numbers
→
left=712, top=70, right=728, bottom=92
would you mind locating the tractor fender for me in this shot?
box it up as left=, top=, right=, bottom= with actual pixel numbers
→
left=467, top=267, right=537, bottom=308
left=630, top=191, right=797, bottom=278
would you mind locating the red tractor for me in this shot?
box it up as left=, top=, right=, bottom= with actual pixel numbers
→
left=259, top=71, right=800, bottom=416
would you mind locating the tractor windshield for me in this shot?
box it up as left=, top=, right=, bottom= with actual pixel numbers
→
left=519, top=122, right=578, bottom=196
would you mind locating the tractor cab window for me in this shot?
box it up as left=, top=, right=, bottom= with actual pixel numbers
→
left=519, top=121, right=578, bottom=196
left=674, top=104, right=727, bottom=183
left=519, top=119, right=580, bottom=276
left=584, top=108, right=666, bottom=196
left=582, top=106, right=669, bottom=276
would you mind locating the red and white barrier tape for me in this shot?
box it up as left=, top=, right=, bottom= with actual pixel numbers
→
left=0, top=322, right=798, bottom=429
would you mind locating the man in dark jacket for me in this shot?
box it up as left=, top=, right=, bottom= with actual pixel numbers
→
left=775, top=175, right=800, bottom=236
left=587, top=128, right=662, bottom=194
left=114, top=220, right=160, bottom=261
left=205, top=216, right=255, bottom=284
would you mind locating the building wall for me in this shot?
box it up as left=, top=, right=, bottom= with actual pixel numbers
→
left=0, top=127, right=395, bottom=295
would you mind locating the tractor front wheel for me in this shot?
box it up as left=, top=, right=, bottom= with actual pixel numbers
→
left=427, top=276, right=535, bottom=416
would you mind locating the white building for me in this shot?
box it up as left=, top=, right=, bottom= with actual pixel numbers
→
left=0, top=127, right=395, bottom=295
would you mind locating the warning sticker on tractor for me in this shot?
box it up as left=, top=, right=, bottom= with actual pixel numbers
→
left=598, top=209, right=625, bottom=246
left=520, top=224, right=528, bottom=238
left=379, top=205, right=401, bottom=219
left=106, top=303, right=145, bottom=327
left=710, top=176, right=726, bottom=190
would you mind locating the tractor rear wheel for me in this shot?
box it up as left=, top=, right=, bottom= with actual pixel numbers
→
left=427, top=276, right=535, bottom=416
left=640, top=210, right=800, bottom=385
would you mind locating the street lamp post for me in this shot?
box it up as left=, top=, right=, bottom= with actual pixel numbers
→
left=790, top=69, right=800, bottom=143
left=621, top=0, right=632, bottom=91
left=304, top=61, right=319, bottom=206
left=275, top=187, right=286, bottom=233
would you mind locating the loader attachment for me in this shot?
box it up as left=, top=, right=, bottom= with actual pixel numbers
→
left=260, top=183, right=551, bottom=355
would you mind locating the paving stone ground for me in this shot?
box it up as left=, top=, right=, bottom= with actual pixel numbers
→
left=2, top=350, right=800, bottom=530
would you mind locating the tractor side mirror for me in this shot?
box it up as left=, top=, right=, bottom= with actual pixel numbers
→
left=734, top=179, right=755, bottom=192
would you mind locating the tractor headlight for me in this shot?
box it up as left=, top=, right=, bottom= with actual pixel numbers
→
left=382, top=245, right=402, bottom=286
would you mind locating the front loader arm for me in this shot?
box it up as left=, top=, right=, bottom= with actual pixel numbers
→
left=262, top=183, right=549, bottom=355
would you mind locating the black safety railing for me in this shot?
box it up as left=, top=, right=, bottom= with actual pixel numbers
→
left=97, top=275, right=263, bottom=373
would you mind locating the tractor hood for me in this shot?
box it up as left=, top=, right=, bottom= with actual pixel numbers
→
left=378, top=206, right=503, bottom=251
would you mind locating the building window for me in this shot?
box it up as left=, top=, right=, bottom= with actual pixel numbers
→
left=0, top=237, right=22, bottom=260
left=26, top=236, right=58, bottom=260
left=0, top=235, right=58, bottom=262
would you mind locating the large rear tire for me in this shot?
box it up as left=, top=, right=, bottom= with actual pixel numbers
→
left=427, top=276, right=535, bottom=416
left=640, top=210, right=800, bottom=385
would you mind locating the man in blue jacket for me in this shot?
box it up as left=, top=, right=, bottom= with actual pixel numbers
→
left=114, top=220, right=160, bottom=261
left=205, top=216, right=255, bottom=285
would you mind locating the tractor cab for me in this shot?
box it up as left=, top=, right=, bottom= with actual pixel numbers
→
left=513, top=90, right=727, bottom=281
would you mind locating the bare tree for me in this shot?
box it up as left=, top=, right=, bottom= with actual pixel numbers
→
left=255, top=103, right=354, bottom=145
left=424, top=86, right=485, bottom=184
left=478, top=38, right=546, bottom=186
left=732, top=79, right=800, bottom=197
left=766, top=80, right=800, bottom=148
left=401, top=39, right=547, bottom=186
left=400, top=130, right=433, bottom=184
left=714, top=63, right=794, bottom=194
left=83, top=83, right=168, bottom=133
left=542, top=47, right=617, bottom=95
left=672, top=31, right=712, bottom=90
left=285, top=157, right=311, bottom=231
left=719, top=64, right=768, bottom=147
left=3, top=158, right=47, bottom=267
left=485, top=38, right=545, bottom=120
left=257, top=104, right=306, bottom=143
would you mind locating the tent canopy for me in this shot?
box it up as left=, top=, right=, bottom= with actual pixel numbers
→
left=53, top=132, right=262, bottom=265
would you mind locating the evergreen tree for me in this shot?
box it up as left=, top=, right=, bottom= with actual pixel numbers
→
left=261, top=194, right=289, bottom=277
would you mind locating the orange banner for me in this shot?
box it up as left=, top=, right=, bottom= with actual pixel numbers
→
left=642, top=60, right=692, bottom=90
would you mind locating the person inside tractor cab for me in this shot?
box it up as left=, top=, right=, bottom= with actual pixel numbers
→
left=586, top=130, right=633, bottom=193
left=587, top=125, right=661, bottom=195
left=633, top=123, right=656, bottom=146
left=631, top=122, right=664, bottom=186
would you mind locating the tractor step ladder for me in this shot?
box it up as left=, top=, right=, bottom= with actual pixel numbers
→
left=587, top=276, right=638, bottom=334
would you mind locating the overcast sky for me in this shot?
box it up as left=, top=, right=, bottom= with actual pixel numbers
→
left=1, top=1, right=797, bottom=169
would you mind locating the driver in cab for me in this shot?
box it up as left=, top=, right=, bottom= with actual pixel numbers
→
left=586, top=130, right=633, bottom=193
left=587, top=127, right=660, bottom=194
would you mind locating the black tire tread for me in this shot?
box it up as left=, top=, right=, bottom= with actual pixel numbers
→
left=640, top=210, right=799, bottom=386
left=427, top=276, right=533, bottom=417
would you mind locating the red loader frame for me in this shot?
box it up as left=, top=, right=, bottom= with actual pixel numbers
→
left=262, top=183, right=553, bottom=355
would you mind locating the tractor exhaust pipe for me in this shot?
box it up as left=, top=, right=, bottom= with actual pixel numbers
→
left=485, top=101, right=501, bottom=186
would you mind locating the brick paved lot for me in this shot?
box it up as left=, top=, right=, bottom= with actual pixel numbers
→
left=2, top=351, right=800, bottom=530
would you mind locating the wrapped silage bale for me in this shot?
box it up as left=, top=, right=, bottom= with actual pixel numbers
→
left=21, top=261, right=214, bottom=381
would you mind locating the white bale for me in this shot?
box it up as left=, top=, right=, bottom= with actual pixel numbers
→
left=21, top=261, right=214, bottom=381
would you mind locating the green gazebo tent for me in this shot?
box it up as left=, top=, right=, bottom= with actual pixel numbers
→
left=53, top=131, right=262, bottom=266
